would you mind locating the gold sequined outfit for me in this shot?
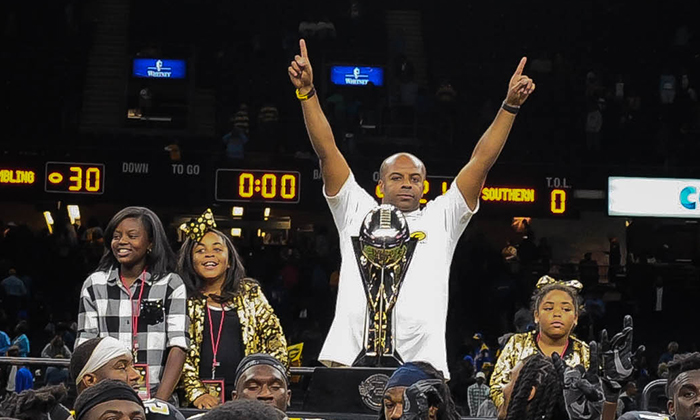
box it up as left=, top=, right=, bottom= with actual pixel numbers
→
left=179, top=279, right=288, bottom=405
left=489, top=330, right=589, bottom=407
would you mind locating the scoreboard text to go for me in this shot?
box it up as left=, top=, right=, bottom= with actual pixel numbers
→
left=44, top=162, right=105, bottom=194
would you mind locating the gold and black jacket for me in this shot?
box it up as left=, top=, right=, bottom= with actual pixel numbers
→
left=489, top=330, right=589, bottom=407
left=179, top=279, right=288, bottom=405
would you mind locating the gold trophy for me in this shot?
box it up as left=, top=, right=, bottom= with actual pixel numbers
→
left=351, top=204, right=417, bottom=367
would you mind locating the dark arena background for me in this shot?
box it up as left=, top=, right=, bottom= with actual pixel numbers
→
left=0, top=0, right=699, bottom=418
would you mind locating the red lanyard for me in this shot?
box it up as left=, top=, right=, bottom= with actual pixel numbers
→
left=537, top=332, right=569, bottom=358
left=207, top=303, right=226, bottom=379
left=121, top=268, right=147, bottom=361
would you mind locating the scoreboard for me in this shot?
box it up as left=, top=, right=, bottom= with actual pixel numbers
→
left=0, top=154, right=579, bottom=218
left=44, top=162, right=105, bottom=194
left=0, top=158, right=307, bottom=207
left=215, top=169, right=301, bottom=203
left=374, top=175, right=574, bottom=218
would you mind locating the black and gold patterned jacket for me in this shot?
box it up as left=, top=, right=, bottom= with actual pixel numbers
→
left=179, top=279, right=288, bottom=405
left=489, top=330, right=589, bottom=407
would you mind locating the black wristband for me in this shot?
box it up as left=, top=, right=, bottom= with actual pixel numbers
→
left=501, top=101, right=520, bottom=115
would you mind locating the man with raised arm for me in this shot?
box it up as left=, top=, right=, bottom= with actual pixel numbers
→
left=288, top=39, right=535, bottom=378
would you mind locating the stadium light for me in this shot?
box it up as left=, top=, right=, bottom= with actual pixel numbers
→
left=43, top=211, right=54, bottom=234
left=67, top=205, right=81, bottom=225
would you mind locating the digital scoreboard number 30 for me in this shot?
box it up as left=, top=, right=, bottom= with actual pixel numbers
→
left=44, top=162, right=105, bottom=194
left=215, top=169, right=301, bottom=203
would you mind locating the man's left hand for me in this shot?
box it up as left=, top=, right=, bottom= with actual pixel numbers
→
left=557, top=346, right=604, bottom=420
left=505, top=57, right=536, bottom=107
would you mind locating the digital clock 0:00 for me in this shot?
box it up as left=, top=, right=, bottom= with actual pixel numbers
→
left=238, top=172, right=297, bottom=199
left=215, top=169, right=301, bottom=203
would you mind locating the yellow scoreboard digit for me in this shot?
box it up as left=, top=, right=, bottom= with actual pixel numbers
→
left=216, top=169, right=301, bottom=203
left=44, top=162, right=105, bottom=194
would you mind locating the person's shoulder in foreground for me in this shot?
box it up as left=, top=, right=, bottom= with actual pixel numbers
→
left=143, top=398, right=186, bottom=420
left=618, top=412, right=670, bottom=420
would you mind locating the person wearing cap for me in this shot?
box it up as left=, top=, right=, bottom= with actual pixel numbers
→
left=379, top=361, right=460, bottom=420
left=448, top=355, right=475, bottom=414
left=467, top=372, right=490, bottom=416
left=473, top=333, right=492, bottom=373
left=231, top=353, right=291, bottom=413
left=71, top=337, right=185, bottom=420
left=74, top=379, right=146, bottom=420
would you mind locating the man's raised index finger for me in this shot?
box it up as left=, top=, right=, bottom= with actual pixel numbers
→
left=513, top=57, right=527, bottom=77
left=300, top=39, right=309, bottom=59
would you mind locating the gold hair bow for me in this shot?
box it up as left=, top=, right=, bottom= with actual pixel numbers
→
left=181, top=208, right=217, bottom=242
left=535, top=275, right=583, bottom=292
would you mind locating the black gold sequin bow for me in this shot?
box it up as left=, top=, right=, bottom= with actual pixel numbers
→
left=536, top=275, right=583, bottom=292
left=181, top=208, right=217, bottom=242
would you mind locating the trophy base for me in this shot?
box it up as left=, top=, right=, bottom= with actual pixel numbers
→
left=302, top=366, right=396, bottom=413
left=352, top=351, right=403, bottom=368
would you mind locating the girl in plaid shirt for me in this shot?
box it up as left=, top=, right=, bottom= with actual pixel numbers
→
left=77, top=206, right=188, bottom=401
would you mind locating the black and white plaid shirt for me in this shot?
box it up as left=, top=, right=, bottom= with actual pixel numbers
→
left=76, top=268, right=188, bottom=393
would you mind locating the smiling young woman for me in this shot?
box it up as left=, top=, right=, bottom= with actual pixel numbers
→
left=176, top=212, right=287, bottom=410
left=76, top=206, right=188, bottom=402
left=490, top=276, right=590, bottom=409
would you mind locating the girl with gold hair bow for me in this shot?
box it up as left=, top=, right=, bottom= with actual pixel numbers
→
left=490, top=275, right=590, bottom=412
left=176, top=209, right=288, bottom=409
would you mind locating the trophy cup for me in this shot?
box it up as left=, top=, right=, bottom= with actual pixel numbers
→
left=352, top=204, right=418, bottom=367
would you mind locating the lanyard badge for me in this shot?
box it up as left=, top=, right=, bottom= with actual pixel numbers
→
left=202, top=379, right=225, bottom=404
left=133, top=363, right=151, bottom=400
left=121, top=268, right=147, bottom=363
left=202, top=304, right=227, bottom=403
left=207, top=304, right=226, bottom=379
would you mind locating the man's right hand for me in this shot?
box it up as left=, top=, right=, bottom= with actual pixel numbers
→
left=288, top=39, right=314, bottom=95
left=288, top=38, right=350, bottom=196
left=600, top=315, right=644, bottom=384
left=193, top=393, right=220, bottom=410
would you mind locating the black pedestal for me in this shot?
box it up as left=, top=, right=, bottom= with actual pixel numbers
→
left=302, top=367, right=397, bottom=414
left=353, top=352, right=403, bottom=368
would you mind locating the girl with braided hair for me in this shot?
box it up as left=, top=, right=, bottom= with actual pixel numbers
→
left=491, top=275, right=590, bottom=408
left=497, top=353, right=568, bottom=420
left=0, top=384, right=73, bottom=420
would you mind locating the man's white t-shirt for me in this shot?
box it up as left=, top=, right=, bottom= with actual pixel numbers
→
left=318, top=173, right=477, bottom=378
